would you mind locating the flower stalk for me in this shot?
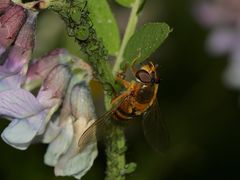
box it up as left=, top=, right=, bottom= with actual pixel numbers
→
left=113, top=0, right=141, bottom=75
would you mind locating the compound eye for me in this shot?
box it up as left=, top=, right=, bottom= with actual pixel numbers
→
left=136, top=70, right=151, bottom=83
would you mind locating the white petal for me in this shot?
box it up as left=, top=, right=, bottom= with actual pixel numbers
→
left=54, top=119, right=98, bottom=179
left=1, top=111, right=46, bottom=150
left=37, top=104, right=62, bottom=135
left=42, top=118, right=61, bottom=143
left=70, top=83, right=96, bottom=120
left=1, top=119, right=37, bottom=150
left=44, top=117, right=74, bottom=166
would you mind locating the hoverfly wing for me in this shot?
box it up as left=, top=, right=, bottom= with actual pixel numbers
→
left=142, top=100, right=169, bottom=152
left=78, top=109, right=114, bottom=150
left=78, top=95, right=129, bottom=150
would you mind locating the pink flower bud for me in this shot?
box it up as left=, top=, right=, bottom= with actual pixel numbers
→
left=37, top=65, right=71, bottom=108
left=0, top=5, right=26, bottom=56
left=0, top=0, right=11, bottom=13
left=3, top=10, right=37, bottom=72
left=26, top=49, right=68, bottom=84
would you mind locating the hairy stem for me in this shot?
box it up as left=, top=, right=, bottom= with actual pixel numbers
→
left=105, top=125, right=127, bottom=180
left=113, top=0, right=141, bottom=75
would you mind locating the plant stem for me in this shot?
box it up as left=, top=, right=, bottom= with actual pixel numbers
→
left=112, top=0, right=141, bottom=75
left=105, top=124, right=127, bottom=180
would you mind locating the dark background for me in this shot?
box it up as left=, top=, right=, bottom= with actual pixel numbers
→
left=0, top=0, right=240, bottom=179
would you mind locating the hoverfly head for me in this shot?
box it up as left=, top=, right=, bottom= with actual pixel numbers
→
left=136, top=62, right=159, bottom=84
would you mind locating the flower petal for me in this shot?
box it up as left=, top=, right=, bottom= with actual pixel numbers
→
left=0, top=66, right=21, bottom=91
left=53, top=83, right=97, bottom=178
left=54, top=119, right=97, bottom=179
left=25, top=49, right=69, bottom=89
left=1, top=110, right=46, bottom=150
left=44, top=117, right=74, bottom=166
left=37, top=65, right=71, bottom=108
left=1, top=119, right=36, bottom=150
left=206, top=28, right=239, bottom=56
left=70, top=82, right=96, bottom=120
left=193, top=2, right=220, bottom=27
left=0, top=89, right=45, bottom=119
left=42, top=118, right=62, bottom=143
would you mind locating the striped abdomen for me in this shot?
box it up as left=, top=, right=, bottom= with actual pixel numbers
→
left=113, top=84, right=156, bottom=121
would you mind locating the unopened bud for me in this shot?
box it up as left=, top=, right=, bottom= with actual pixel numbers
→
left=37, top=65, right=71, bottom=107
left=4, top=10, right=37, bottom=72
left=26, top=49, right=69, bottom=85
left=0, top=0, right=11, bottom=13
left=0, top=5, right=26, bottom=56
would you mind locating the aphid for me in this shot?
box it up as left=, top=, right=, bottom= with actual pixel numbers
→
left=78, top=59, right=169, bottom=151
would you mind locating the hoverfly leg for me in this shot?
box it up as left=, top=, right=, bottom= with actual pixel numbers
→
left=111, top=92, right=129, bottom=105
left=116, top=73, right=131, bottom=89
left=131, top=51, right=141, bottom=75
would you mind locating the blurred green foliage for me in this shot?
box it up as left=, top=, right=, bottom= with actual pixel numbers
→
left=0, top=0, right=240, bottom=179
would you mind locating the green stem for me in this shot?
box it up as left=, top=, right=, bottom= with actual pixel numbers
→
left=105, top=125, right=127, bottom=180
left=112, top=0, right=141, bottom=75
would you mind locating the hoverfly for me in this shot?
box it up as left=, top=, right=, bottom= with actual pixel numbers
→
left=78, top=59, right=169, bottom=151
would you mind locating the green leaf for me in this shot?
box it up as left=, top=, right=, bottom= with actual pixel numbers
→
left=122, top=22, right=171, bottom=67
left=115, top=0, right=136, bottom=7
left=88, top=0, right=120, bottom=55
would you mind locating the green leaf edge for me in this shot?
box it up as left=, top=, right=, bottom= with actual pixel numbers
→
left=122, top=22, right=172, bottom=67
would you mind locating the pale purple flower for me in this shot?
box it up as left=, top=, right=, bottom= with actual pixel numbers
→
left=194, top=0, right=240, bottom=89
left=57, top=83, right=96, bottom=179
left=0, top=2, right=97, bottom=179
left=46, top=83, right=97, bottom=179
left=43, top=63, right=97, bottom=179
left=195, top=0, right=240, bottom=27
left=24, top=49, right=71, bottom=90
left=0, top=9, right=37, bottom=91
left=3, top=10, right=36, bottom=72
left=0, top=65, right=71, bottom=150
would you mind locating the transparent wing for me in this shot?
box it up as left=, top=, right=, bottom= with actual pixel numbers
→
left=142, top=100, right=169, bottom=152
left=78, top=109, right=113, bottom=150
left=78, top=95, right=128, bottom=150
